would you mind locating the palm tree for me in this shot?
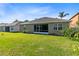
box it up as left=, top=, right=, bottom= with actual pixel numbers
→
left=58, top=11, right=69, bottom=19
left=24, top=20, right=29, bottom=22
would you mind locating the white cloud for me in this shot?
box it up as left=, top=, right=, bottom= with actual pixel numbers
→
left=4, top=6, right=53, bottom=22
left=0, top=4, right=56, bottom=23
left=24, top=7, right=51, bottom=15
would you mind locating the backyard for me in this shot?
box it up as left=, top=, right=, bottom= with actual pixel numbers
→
left=0, top=32, right=79, bottom=56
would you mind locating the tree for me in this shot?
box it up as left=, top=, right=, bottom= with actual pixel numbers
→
left=24, top=20, right=29, bottom=22
left=13, top=19, right=19, bottom=23
left=58, top=11, right=69, bottom=19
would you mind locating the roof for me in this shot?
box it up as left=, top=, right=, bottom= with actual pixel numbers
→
left=0, top=20, right=23, bottom=26
left=0, top=23, right=10, bottom=26
left=10, top=20, right=23, bottom=26
left=0, top=17, right=69, bottom=26
left=21, top=17, right=69, bottom=25
left=69, top=12, right=79, bottom=20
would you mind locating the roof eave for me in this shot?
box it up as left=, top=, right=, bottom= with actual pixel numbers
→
left=69, top=12, right=79, bottom=20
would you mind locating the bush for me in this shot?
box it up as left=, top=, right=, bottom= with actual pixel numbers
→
left=62, top=27, right=79, bottom=40
left=63, top=28, right=71, bottom=37
left=73, top=32, right=79, bottom=40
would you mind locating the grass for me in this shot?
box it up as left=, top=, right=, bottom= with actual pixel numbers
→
left=0, top=32, right=79, bottom=56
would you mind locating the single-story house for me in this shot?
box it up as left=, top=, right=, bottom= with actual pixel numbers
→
left=9, top=20, right=22, bottom=32
left=0, top=23, right=10, bottom=32
left=20, top=17, right=69, bottom=35
left=0, top=12, right=79, bottom=35
left=0, top=20, right=22, bottom=32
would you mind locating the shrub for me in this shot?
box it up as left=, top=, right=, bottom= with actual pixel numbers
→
left=62, top=27, right=79, bottom=40
left=73, top=32, right=79, bottom=40
left=63, top=28, right=71, bottom=37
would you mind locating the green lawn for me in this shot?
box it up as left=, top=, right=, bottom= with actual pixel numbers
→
left=0, top=32, right=79, bottom=56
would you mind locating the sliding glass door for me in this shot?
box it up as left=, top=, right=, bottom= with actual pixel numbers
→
left=34, top=24, right=48, bottom=32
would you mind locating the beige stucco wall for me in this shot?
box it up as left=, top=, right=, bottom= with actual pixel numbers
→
left=20, top=22, right=68, bottom=35
left=69, top=15, right=79, bottom=28
left=20, top=24, right=34, bottom=33
left=10, top=24, right=20, bottom=32
left=48, top=22, right=69, bottom=35
left=0, top=26, right=5, bottom=32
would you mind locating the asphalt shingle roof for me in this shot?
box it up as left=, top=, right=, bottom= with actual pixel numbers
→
left=0, top=23, right=10, bottom=26
left=21, top=17, right=69, bottom=24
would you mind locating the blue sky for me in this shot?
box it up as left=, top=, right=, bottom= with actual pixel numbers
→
left=0, top=3, right=79, bottom=23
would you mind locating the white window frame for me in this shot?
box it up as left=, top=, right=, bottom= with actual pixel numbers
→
left=53, top=24, right=63, bottom=31
left=58, top=24, right=63, bottom=30
left=53, top=24, right=58, bottom=30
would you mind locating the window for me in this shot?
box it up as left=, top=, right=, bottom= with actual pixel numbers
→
left=34, top=24, right=48, bottom=32
left=53, top=24, right=57, bottom=30
left=11, top=27, right=14, bottom=30
left=53, top=24, right=63, bottom=30
left=23, top=25, right=26, bottom=30
left=58, top=24, right=62, bottom=30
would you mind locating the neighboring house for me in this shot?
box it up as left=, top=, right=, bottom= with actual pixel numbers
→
left=0, top=20, right=23, bottom=32
left=20, top=17, right=69, bottom=35
left=0, top=23, right=10, bottom=32
left=69, top=13, right=79, bottom=28
left=10, top=20, right=23, bottom=32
